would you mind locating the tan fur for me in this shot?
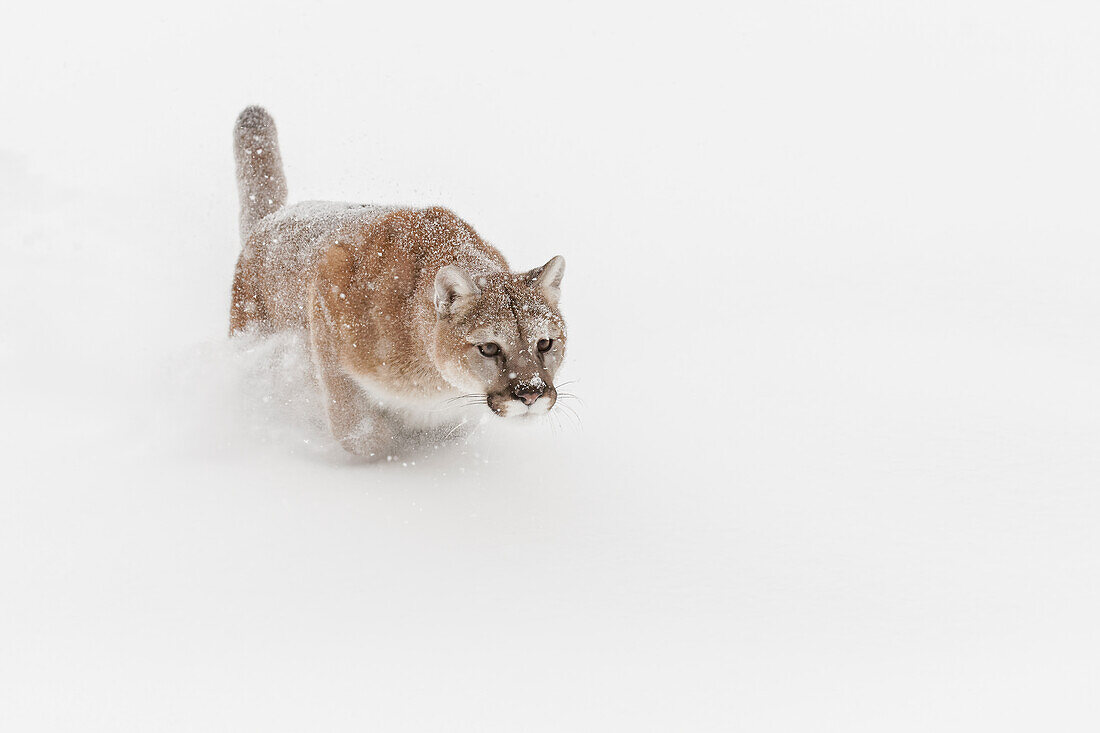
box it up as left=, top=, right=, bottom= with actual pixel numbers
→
left=229, top=107, right=567, bottom=457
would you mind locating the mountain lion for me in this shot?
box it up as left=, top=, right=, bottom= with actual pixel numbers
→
left=229, top=106, right=568, bottom=458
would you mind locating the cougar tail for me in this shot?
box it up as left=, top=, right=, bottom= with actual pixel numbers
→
left=233, top=105, right=288, bottom=244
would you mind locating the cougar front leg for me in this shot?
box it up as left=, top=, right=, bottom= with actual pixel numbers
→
left=308, top=303, right=397, bottom=459
left=314, top=366, right=400, bottom=459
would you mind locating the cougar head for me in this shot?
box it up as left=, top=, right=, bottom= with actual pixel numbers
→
left=431, top=256, right=567, bottom=418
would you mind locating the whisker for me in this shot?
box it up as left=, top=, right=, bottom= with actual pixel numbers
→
left=550, top=396, right=585, bottom=431
left=442, top=393, right=484, bottom=405
left=556, top=392, right=586, bottom=407
left=554, top=402, right=582, bottom=431
left=428, top=403, right=475, bottom=413
left=429, top=394, right=487, bottom=413
left=441, top=418, right=468, bottom=441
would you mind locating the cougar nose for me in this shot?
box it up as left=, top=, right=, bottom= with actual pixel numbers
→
left=513, top=386, right=544, bottom=406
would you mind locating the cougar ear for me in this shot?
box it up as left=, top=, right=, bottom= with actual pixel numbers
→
left=434, top=265, right=481, bottom=317
left=526, top=255, right=565, bottom=305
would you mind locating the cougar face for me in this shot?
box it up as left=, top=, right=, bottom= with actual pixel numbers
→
left=432, top=256, right=566, bottom=418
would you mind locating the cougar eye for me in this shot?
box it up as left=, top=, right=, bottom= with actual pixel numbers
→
left=477, top=342, right=501, bottom=357
left=537, top=338, right=553, bottom=353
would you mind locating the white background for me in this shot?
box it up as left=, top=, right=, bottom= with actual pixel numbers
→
left=2, top=1, right=1099, bottom=730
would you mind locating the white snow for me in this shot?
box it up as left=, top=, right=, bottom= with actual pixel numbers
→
left=3, top=2, right=1100, bottom=731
